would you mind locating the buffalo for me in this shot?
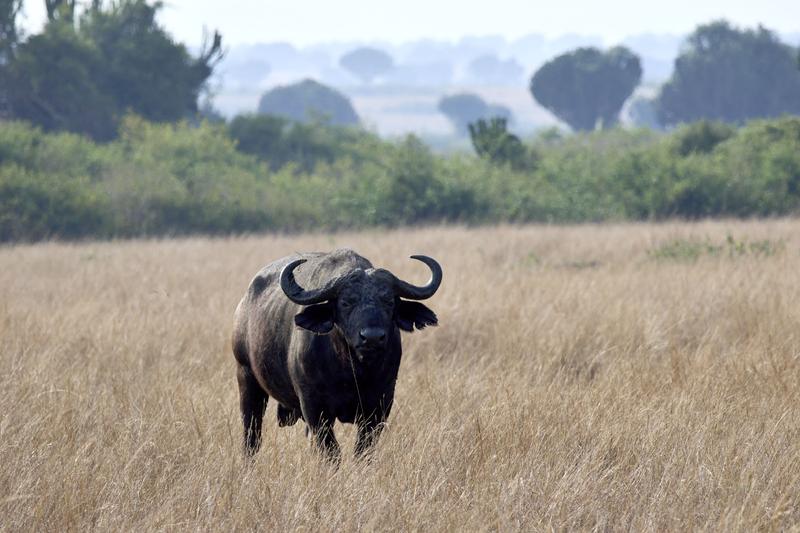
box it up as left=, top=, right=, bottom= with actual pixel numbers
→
left=231, top=249, right=442, bottom=461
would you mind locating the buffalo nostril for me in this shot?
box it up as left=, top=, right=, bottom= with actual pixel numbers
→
left=359, top=327, right=386, bottom=344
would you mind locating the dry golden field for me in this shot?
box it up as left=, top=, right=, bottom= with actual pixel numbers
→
left=2, top=220, right=800, bottom=531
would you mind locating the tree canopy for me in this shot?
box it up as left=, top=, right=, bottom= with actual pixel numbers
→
left=656, top=21, right=800, bottom=126
left=257, top=79, right=360, bottom=126
left=0, top=0, right=22, bottom=61
left=339, top=47, right=394, bottom=84
left=438, top=93, right=511, bottom=135
left=530, top=46, right=642, bottom=131
left=2, top=0, right=222, bottom=140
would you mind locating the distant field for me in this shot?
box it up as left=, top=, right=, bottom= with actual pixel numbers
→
left=1, top=220, right=799, bottom=530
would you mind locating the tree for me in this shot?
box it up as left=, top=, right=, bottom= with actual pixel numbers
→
left=530, top=46, right=642, bottom=131
left=4, top=21, right=117, bottom=139
left=656, top=21, right=800, bottom=126
left=339, top=47, right=394, bottom=84
left=0, top=0, right=22, bottom=117
left=0, top=0, right=22, bottom=60
left=82, top=2, right=222, bottom=124
left=468, top=117, right=534, bottom=171
left=257, top=79, right=359, bottom=126
left=3, top=0, right=222, bottom=140
left=45, top=0, right=76, bottom=22
left=438, top=93, right=511, bottom=134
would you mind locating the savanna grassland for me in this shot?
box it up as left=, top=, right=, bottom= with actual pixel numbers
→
left=2, top=220, right=800, bottom=531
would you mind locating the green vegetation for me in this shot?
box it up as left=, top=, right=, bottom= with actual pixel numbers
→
left=227, top=114, right=377, bottom=173
left=468, top=117, right=536, bottom=171
left=1, top=7, right=798, bottom=243
left=648, top=235, right=786, bottom=262
left=2, top=115, right=800, bottom=242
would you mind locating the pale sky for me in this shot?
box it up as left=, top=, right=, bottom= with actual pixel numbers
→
left=17, top=0, right=800, bottom=47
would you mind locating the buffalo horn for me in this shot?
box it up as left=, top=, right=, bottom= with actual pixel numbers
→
left=393, top=255, right=442, bottom=300
left=280, top=259, right=341, bottom=305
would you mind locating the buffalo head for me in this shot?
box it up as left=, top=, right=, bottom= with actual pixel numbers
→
left=280, top=255, right=441, bottom=361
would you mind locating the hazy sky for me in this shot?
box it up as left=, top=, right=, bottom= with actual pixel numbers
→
left=18, top=0, right=800, bottom=47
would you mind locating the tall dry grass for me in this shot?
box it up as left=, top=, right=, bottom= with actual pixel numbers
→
left=1, top=220, right=800, bottom=531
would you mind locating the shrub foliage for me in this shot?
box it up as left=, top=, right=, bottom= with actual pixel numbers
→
left=1, top=116, right=800, bottom=242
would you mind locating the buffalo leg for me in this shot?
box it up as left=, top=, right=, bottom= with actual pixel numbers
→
left=301, top=401, right=340, bottom=462
left=355, top=399, right=392, bottom=457
left=277, top=404, right=301, bottom=427
left=354, top=417, right=385, bottom=458
left=237, top=364, right=267, bottom=455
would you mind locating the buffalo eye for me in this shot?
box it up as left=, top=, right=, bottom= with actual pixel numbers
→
left=340, top=298, right=357, bottom=309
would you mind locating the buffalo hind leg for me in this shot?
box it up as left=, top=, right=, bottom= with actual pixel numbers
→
left=277, top=404, right=301, bottom=427
left=237, top=364, right=267, bottom=455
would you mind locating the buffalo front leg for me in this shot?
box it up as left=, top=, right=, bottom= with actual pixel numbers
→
left=355, top=399, right=393, bottom=458
left=301, top=401, right=341, bottom=463
left=237, top=364, right=267, bottom=455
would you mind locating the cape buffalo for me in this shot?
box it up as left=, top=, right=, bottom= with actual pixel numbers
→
left=232, top=249, right=442, bottom=461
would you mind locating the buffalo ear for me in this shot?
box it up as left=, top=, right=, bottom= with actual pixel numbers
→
left=395, top=300, right=438, bottom=332
left=294, top=302, right=335, bottom=334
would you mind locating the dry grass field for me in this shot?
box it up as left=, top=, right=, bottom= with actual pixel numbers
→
left=2, top=220, right=800, bottom=531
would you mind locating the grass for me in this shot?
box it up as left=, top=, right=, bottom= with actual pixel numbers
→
left=1, top=219, right=800, bottom=530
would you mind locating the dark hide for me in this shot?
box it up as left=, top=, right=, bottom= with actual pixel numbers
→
left=231, top=249, right=440, bottom=461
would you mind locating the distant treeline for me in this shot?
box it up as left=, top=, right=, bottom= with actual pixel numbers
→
left=2, top=115, right=799, bottom=242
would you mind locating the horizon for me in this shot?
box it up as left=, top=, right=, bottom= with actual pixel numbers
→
left=17, top=0, right=800, bottom=48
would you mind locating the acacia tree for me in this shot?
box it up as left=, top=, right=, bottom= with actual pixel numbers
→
left=339, top=47, right=394, bottom=84
left=657, top=21, right=800, bottom=125
left=258, top=79, right=360, bottom=126
left=530, top=46, right=641, bottom=131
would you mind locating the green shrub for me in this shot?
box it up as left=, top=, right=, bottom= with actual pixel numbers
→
left=648, top=235, right=785, bottom=262
left=670, top=121, right=736, bottom=156
left=2, top=115, right=800, bottom=242
left=0, top=164, right=108, bottom=241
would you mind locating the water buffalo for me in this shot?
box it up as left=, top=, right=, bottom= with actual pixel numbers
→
left=231, top=249, right=442, bottom=461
